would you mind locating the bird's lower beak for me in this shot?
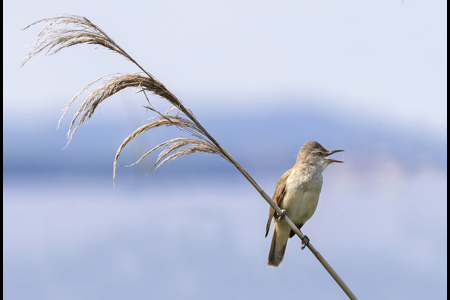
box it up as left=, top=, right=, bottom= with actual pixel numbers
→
left=326, top=150, right=344, bottom=163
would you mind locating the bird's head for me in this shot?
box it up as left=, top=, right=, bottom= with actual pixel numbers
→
left=297, top=140, right=344, bottom=172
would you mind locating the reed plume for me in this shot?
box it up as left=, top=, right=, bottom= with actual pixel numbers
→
left=21, top=14, right=228, bottom=183
left=21, top=14, right=356, bottom=299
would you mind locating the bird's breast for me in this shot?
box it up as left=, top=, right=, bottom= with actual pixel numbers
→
left=281, top=172, right=323, bottom=225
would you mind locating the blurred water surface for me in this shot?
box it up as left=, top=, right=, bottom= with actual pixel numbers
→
left=3, top=150, right=446, bottom=299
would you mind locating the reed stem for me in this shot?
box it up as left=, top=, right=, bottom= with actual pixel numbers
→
left=21, top=14, right=357, bottom=299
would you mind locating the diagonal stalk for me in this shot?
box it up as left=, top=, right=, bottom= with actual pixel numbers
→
left=21, top=15, right=357, bottom=299
left=189, top=120, right=358, bottom=300
left=135, top=52, right=359, bottom=299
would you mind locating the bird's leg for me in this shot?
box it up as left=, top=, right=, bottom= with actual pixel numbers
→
left=277, top=209, right=287, bottom=221
left=300, top=235, right=310, bottom=250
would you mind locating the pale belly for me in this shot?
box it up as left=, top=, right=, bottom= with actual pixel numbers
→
left=281, top=182, right=322, bottom=225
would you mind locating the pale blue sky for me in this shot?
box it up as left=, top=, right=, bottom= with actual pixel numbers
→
left=4, top=0, right=447, bottom=134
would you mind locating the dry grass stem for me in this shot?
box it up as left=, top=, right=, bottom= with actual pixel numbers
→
left=21, top=14, right=209, bottom=176
left=58, top=74, right=113, bottom=131
left=21, top=14, right=129, bottom=67
left=113, top=114, right=229, bottom=183
left=21, top=14, right=357, bottom=299
left=64, top=73, right=183, bottom=144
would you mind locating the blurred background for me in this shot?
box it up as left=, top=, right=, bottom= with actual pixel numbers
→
left=4, top=1, right=446, bottom=299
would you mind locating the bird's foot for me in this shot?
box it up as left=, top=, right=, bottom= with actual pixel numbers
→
left=277, top=209, right=287, bottom=221
left=301, top=235, right=310, bottom=250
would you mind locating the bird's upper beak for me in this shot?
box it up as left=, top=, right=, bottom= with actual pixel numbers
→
left=325, top=150, right=344, bottom=163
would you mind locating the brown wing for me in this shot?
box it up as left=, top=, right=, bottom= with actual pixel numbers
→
left=265, top=168, right=293, bottom=238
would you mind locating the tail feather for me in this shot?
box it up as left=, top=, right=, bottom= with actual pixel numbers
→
left=267, top=226, right=288, bottom=267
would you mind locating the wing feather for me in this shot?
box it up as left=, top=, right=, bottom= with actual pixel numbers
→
left=265, top=168, right=293, bottom=237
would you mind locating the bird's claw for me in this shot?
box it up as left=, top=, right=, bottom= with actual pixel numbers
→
left=301, top=235, right=310, bottom=250
left=277, top=209, right=287, bottom=221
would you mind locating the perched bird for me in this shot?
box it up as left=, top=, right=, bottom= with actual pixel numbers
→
left=266, top=140, right=344, bottom=267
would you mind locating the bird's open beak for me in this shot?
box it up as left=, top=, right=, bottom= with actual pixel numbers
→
left=326, top=150, right=344, bottom=163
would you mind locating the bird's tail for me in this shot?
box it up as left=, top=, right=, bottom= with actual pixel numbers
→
left=267, top=225, right=288, bottom=267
